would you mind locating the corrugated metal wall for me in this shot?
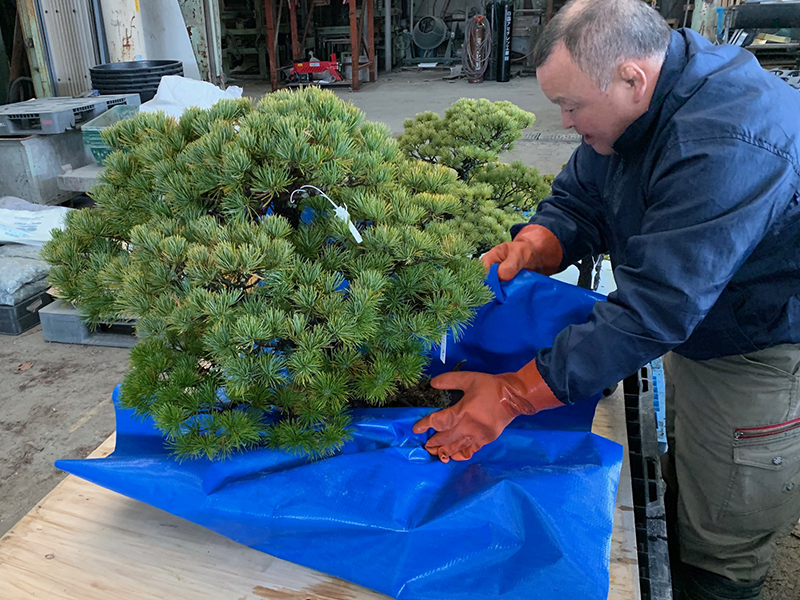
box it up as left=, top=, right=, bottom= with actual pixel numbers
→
left=39, top=0, right=100, bottom=96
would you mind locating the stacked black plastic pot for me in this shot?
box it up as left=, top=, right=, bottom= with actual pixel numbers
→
left=90, top=60, right=183, bottom=103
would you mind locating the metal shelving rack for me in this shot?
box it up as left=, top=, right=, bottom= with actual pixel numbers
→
left=262, top=0, right=376, bottom=91
left=220, top=0, right=270, bottom=81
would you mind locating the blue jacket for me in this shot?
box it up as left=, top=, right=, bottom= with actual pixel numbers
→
left=524, top=29, right=800, bottom=404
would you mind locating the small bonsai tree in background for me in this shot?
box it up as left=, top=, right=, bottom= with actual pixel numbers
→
left=398, top=98, right=532, bottom=179
left=400, top=100, right=604, bottom=290
left=398, top=98, right=552, bottom=253
left=42, top=88, right=492, bottom=460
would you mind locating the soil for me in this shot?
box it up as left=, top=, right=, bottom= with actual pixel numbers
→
left=0, top=326, right=128, bottom=536
left=351, top=378, right=462, bottom=409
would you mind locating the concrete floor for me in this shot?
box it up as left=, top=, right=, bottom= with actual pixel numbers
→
left=0, top=326, right=128, bottom=534
left=1, top=70, right=798, bottom=598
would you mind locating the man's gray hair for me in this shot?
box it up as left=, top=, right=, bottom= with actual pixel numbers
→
left=533, top=0, right=672, bottom=90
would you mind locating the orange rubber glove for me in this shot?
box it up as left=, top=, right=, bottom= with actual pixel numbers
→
left=413, top=360, right=564, bottom=462
left=481, top=224, right=563, bottom=281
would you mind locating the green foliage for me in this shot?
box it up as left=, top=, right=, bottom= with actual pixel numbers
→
left=43, top=88, right=493, bottom=460
left=472, top=161, right=551, bottom=211
left=399, top=98, right=534, bottom=178
left=398, top=98, right=553, bottom=254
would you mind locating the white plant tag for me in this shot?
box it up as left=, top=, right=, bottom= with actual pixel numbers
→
left=290, top=185, right=362, bottom=244
left=333, top=204, right=364, bottom=243
left=439, top=332, right=447, bottom=363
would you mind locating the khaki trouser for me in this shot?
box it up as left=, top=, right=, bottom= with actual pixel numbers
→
left=663, top=345, right=800, bottom=583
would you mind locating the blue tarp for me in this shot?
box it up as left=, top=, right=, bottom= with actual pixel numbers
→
left=56, top=269, right=623, bottom=600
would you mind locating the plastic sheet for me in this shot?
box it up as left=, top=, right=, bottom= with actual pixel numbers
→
left=139, top=75, right=243, bottom=119
left=57, top=269, right=622, bottom=600
left=0, top=196, right=72, bottom=246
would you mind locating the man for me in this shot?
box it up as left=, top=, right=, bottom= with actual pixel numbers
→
left=412, top=0, right=800, bottom=598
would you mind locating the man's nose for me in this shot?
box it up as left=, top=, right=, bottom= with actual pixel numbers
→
left=561, top=110, right=574, bottom=129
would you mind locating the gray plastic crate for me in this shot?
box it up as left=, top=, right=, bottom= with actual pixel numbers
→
left=0, top=130, right=89, bottom=205
left=623, top=365, right=673, bottom=600
left=0, top=94, right=141, bottom=136
left=0, top=291, right=53, bottom=335
left=40, top=299, right=139, bottom=348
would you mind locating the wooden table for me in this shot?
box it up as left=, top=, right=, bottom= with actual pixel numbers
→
left=0, top=392, right=640, bottom=600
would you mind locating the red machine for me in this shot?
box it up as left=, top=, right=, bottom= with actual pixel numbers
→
left=288, top=53, right=344, bottom=84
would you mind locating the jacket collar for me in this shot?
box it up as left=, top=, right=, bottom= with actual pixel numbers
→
left=612, top=30, right=689, bottom=158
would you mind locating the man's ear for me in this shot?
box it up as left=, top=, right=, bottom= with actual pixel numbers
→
left=618, top=61, right=648, bottom=102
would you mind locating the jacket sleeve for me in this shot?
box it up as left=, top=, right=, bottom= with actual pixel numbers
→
left=511, top=142, right=611, bottom=268
left=536, top=136, right=800, bottom=403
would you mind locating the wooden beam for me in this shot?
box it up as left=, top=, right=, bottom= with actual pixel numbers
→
left=9, top=15, right=25, bottom=86
left=265, top=0, right=279, bottom=91
left=289, top=0, right=301, bottom=61
left=366, top=0, right=376, bottom=82
left=349, top=0, right=359, bottom=91
left=16, top=0, right=53, bottom=97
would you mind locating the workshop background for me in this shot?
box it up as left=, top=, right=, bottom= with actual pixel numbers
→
left=0, top=0, right=798, bottom=599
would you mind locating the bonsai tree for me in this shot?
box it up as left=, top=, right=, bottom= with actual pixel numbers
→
left=42, top=88, right=492, bottom=460
left=398, top=98, right=552, bottom=253
left=400, top=100, right=607, bottom=290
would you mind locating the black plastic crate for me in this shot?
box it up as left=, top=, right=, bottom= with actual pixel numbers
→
left=623, top=365, right=673, bottom=600
left=0, top=291, right=53, bottom=335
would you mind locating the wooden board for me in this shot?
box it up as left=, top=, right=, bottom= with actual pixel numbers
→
left=0, top=393, right=639, bottom=600
left=595, top=393, right=642, bottom=600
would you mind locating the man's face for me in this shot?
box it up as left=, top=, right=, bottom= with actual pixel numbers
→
left=537, top=43, right=642, bottom=155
